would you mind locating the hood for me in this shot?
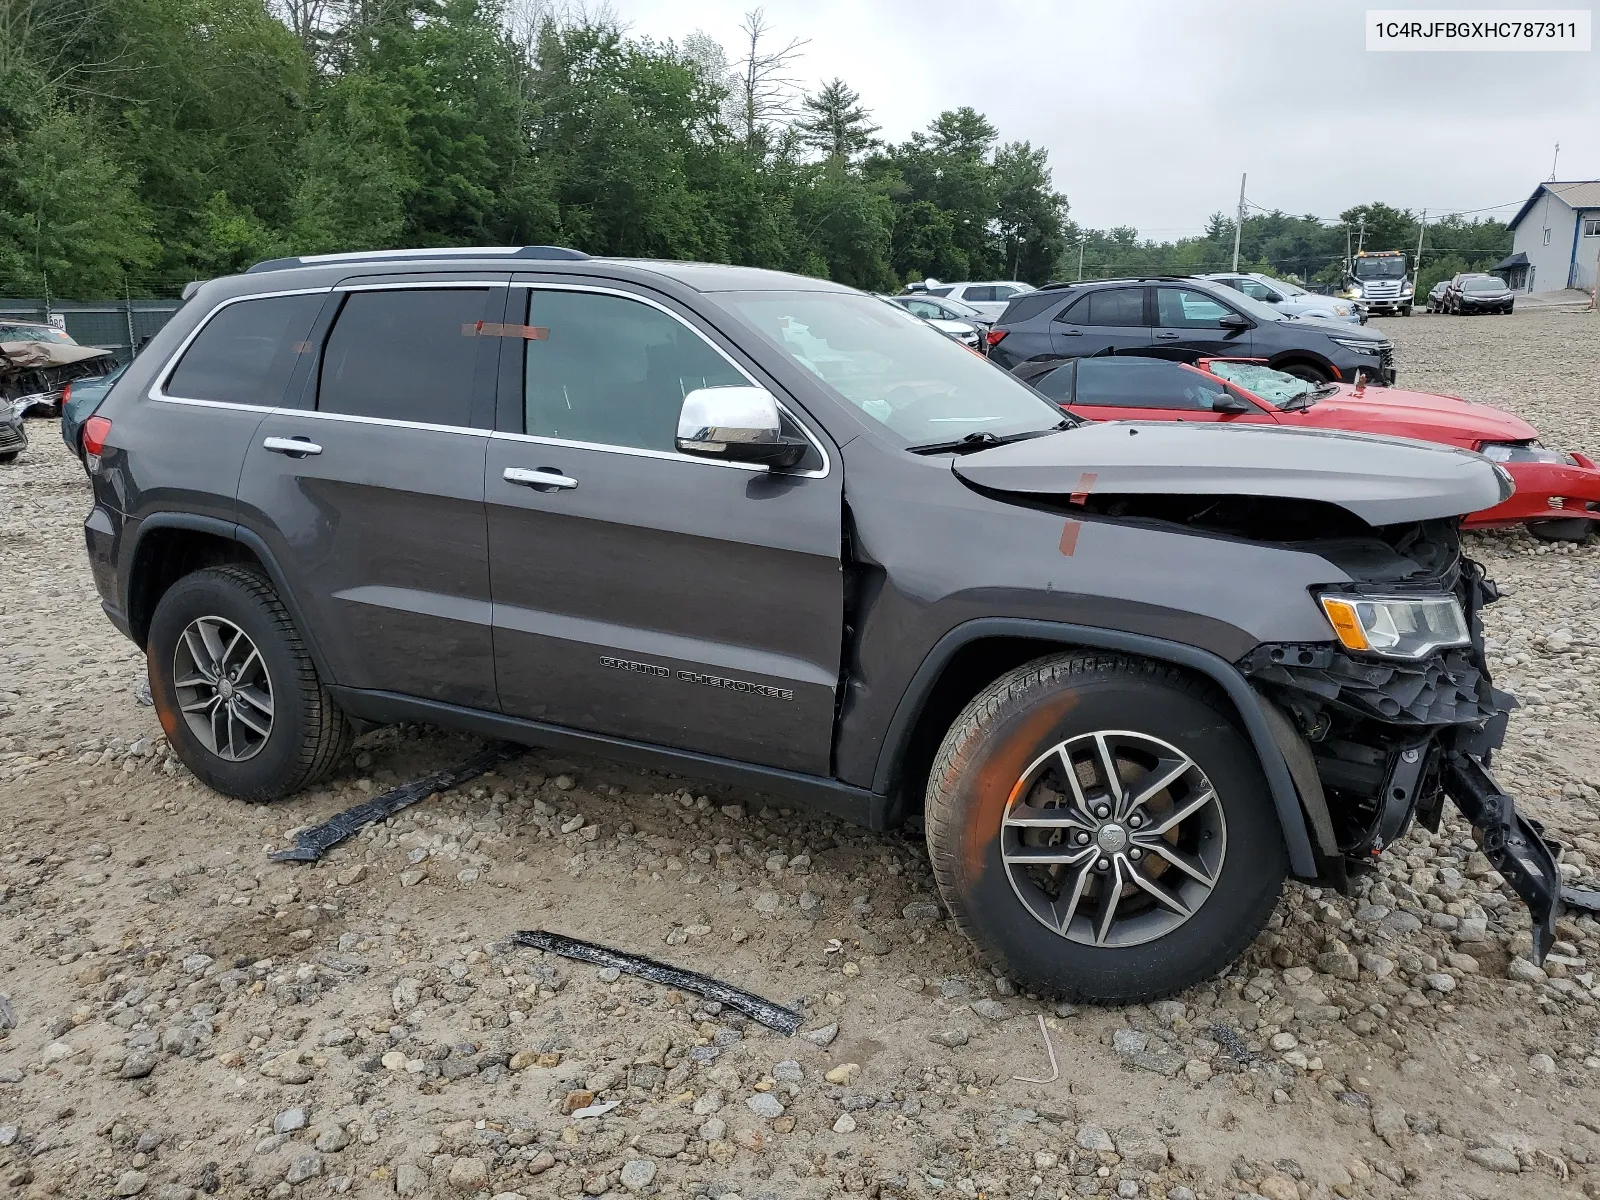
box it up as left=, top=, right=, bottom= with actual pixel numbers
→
left=1303, top=384, right=1537, bottom=446
left=1279, top=314, right=1382, bottom=339
left=0, top=340, right=113, bottom=371
left=951, top=421, right=1511, bottom=526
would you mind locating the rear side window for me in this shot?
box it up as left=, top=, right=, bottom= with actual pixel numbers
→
left=1063, top=288, right=1146, bottom=327
left=318, top=288, right=488, bottom=425
left=1074, top=358, right=1229, bottom=410
left=165, top=293, right=324, bottom=406
left=522, top=290, right=745, bottom=452
left=1155, top=288, right=1233, bottom=329
left=1030, top=361, right=1077, bottom=403
left=963, top=286, right=995, bottom=303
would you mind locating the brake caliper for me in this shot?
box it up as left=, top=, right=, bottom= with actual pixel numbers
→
left=1443, top=751, right=1561, bottom=963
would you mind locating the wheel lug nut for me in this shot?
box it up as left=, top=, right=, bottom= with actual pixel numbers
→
left=1096, top=858, right=1110, bottom=871
left=1094, top=805, right=1110, bottom=819
left=1129, top=848, right=1143, bottom=860
left=1075, top=831, right=1090, bottom=845
left=1128, top=814, right=1142, bottom=828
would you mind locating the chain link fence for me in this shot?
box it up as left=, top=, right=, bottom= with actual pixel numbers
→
left=0, top=297, right=184, bottom=362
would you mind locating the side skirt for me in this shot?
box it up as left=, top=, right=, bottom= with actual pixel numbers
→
left=328, top=686, right=899, bottom=832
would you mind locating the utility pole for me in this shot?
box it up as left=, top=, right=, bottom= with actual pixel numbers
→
left=1550, top=142, right=1560, bottom=180
left=1231, top=173, right=1246, bottom=272
left=1356, top=215, right=1366, bottom=256
left=1413, top=209, right=1426, bottom=277
left=1076, top=234, right=1088, bottom=281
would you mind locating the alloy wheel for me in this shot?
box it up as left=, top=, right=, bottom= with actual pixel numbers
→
left=171, top=615, right=275, bottom=761
left=1000, top=730, right=1227, bottom=947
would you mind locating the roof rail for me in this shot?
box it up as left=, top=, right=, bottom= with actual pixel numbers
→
left=244, top=246, right=590, bottom=274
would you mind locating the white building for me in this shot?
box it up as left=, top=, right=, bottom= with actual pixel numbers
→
left=1502, top=180, right=1600, bottom=294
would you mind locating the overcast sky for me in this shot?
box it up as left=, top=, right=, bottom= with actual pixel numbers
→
left=601, top=0, right=1598, bottom=236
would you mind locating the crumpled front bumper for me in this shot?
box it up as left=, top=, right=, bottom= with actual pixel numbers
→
left=1465, top=453, right=1600, bottom=530
left=1241, top=563, right=1564, bottom=963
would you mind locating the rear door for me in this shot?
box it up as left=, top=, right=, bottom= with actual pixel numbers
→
left=1061, top=357, right=1275, bottom=425
left=484, top=281, right=843, bottom=775
left=1051, top=286, right=1152, bottom=357
left=236, top=281, right=501, bottom=709
left=1153, top=286, right=1253, bottom=356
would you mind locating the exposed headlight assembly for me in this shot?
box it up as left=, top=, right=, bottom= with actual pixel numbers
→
left=1478, top=440, right=1577, bottom=466
left=1319, top=593, right=1471, bottom=659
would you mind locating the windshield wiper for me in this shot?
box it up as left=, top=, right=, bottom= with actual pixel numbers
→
left=1280, top=383, right=1339, bottom=412
left=908, top=421, right=1070, bottom=456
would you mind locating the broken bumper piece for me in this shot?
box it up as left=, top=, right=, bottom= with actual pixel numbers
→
left=1442, top=751, right=1562, bottom=964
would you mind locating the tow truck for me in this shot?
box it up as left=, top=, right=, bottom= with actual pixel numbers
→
left=1342, top=250, right=1414, bottom=317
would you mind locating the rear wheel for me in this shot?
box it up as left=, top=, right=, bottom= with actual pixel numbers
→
left=924, top=653, right=1288, bottom=1003
left=147, top=564, right=350, bottom=801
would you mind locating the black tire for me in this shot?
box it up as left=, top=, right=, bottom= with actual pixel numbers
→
left=924, top=653, right=1288, bottom=1004
left=0, top=451, right=17, bottom=465
left=1278, top=362, right=1329, bottom=384
left=147, top=564, right=350, bottom=801
left=1528, top=518, right=1592, bottom=544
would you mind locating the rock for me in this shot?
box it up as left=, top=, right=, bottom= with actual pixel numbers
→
left=0, top=1127, right=16, bottom=1147
left=1529, top=1053, right=1557, bottom=1074
left=902, top=900, right=942, bottom=921
left=801, top=1023, right=838, bottom=1047
left=699, top=1117, right=727, bottom=1142
left=824, top=1063, right=860, bottom=1084
left=120, top=1051, right=158, bottom=1079
left=448, top=1157, right=488, bottom=1191
left=969, top=999, right=1008, bottom=1020
left=1372, top=1105, right=1408, bottom=1146
left=284, top=1154, right=322, bottom=1184
left=1258, top=1175, right=1299, bottom=1200
left=1360, top=952, right=1395, bottom=979
left=560, top=1089, right=594, bottom=1114
left=1112, top=1129, right=1168, bottom=1172
left=381, top=1051, right=407, bottom=1071
left=391, top=978, right=421, bottom=1014
left=1316, top=950, right=1361, bottom=981
left=527, top=1151, right=555, bottom=1175
left=315, top=1127, right=350, bottom=1153
left=1508, top=957, right=1548, bottom=984
left=1466, top=1146, right=1521, bottom=1173
left=746, top=1092, right=785, bottom=1118
left=753, top=890, right=780, bottom=914
left=154, top=1187, right=196, bottom=1200
left=1269, top=1032, right=1298, bottom=1052
left=114, top=1171, right=148, bottom=1197
left=929, top=1029, right=969, bottom=1048
left=1113, top=1029, right=1148, bottom=1055
left=619, top=1159, right=656, bottom=1192
left=1423, top=972, right=1457, bottom=993
left=637, top=1133, right=686, bottom=1157
left=1076, top=1124, right=1115, bottom=1153
left=1184, top=1059, right=1211, bottom=1083
left=1113, top=1029, right=1184, bottom=1076
left=833, top=1113, right=857, bottom=1134
left=394, top=1163, right=426, bottom=1196
left=274, top=1108, right=308, bottom=1134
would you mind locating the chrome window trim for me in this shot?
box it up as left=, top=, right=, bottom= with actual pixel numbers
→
left=260, top=408, right=487, bottom=439
left=149, top=286, right=332, bottom=407
left=513, top=281, right=831, bottom=480
left=331, top=280, right=510, bottom=291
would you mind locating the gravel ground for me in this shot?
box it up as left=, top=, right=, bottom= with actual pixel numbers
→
left=2, top=310, right=1599, bottom=1200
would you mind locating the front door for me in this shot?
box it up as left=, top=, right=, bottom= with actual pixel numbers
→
left=235, top=284, right=500, bottom=709
left=1052, top=286, right=1152, bottom=358
left=485, top=283, right=844, bottom=775
left=1153, top=286, right=1253, bottom=357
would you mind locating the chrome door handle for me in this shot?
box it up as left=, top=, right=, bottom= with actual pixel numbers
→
left=1154, top=332, right=1181, bottom=340
left=263, top=436, right=322, bottom=456
left=504, top=466, right=577, bottom=490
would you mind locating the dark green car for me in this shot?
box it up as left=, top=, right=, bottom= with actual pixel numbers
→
left=61, top=362, right=127, bottom=458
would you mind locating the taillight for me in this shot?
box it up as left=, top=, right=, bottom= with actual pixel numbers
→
left=986, top=329, right=1008, bottom=347
left=83, top=416, right=111, bottom=456
left=60, top=383, right=73, bottom=408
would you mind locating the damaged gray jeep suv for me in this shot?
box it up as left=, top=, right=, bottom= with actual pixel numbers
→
left=80, top=247, right=1561, bottom=1003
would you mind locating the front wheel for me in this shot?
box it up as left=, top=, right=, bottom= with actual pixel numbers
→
left=147, top=564, right=350, bottom=801
left=1528, top=518, right=1592, bottom=544
left=1279, top=362, right=1329, bottom=384
left=924, top=653, right=1288, bottom=1004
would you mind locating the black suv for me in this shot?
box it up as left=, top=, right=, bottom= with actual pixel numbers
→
left=987, top=276, right=1396, bottom=385
left=81, top=246, right=1559, bottom=1002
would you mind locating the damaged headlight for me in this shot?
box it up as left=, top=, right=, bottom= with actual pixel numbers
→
left=1318, top=593, right=1471, bottom=659
left=1478, top=440, right=1577, bottom=466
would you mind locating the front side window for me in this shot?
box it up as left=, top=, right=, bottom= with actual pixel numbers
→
left=1074, top=358, right=1231, bottom=411
left=903, top=299, right=942, bottom=319
left=1156, top=288, right=1233, bottom=329
left=1238, top=279, right=1280, bottom=302
left=318, top=289, right=487, bottom=425
left=1063, top=288, right=1145, bottom=327
left=523, top=290, right=745, bottom=452
left=167, top=292, right=324, bottom=407
left=724, top=290, right=1064, bottom=446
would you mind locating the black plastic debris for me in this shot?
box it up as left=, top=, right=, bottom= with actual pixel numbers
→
left=514, top=930, right=803, bottom=1035
left=270, top=741, right=522, bottom=863
left=1561, top=885, right=1600, bottom=914
left=1208, top=1022, right=1255, bottom=1064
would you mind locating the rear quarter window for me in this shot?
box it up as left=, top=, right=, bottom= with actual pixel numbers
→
left=164, top=293, right=325, bottom=406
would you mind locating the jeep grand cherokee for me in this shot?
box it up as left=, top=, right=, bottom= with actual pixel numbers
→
left=78, top=246, right=1560, bottom=1002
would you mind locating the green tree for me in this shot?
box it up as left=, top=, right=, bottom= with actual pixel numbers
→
left=992, top=140, right=1066, bottom=284
left=795, top=78, right=878, bottom=161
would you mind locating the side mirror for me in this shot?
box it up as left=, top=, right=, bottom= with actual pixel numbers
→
left=1218, top=313, right=1251, bottom=330
left=676, top=386, right=807, bottom=469
left=1210, top=390, right=1254, bottom=414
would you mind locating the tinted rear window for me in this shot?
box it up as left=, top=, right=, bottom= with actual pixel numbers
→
left=318, top=289, right=487, bottom=425
left=1074, top=357, right=1227, bottom=410
left=165, top=293, right=324, bottom=406
left=1065, top=288, right=1146, bottom=327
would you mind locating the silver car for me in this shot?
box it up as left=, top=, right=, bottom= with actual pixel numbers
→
left=1202, top=272, right=1364, bottom=325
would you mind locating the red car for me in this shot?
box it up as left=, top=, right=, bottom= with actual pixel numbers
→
left=1019, top=354, right=1600, bottom=541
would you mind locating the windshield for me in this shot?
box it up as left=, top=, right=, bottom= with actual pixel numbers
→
left=1354, top=257, right=1406, bottom=279
left=1204, top=360, right=1316, bottom=408
left=1465, top=277, right=1504, bottom=292
left=0, top=323, right=73, bottom=344
left=937, top=296, right=985, bottom=320
left=1264, top=275, right=1307, bottom=296
left=725, top=291, right=1066, bottom=446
